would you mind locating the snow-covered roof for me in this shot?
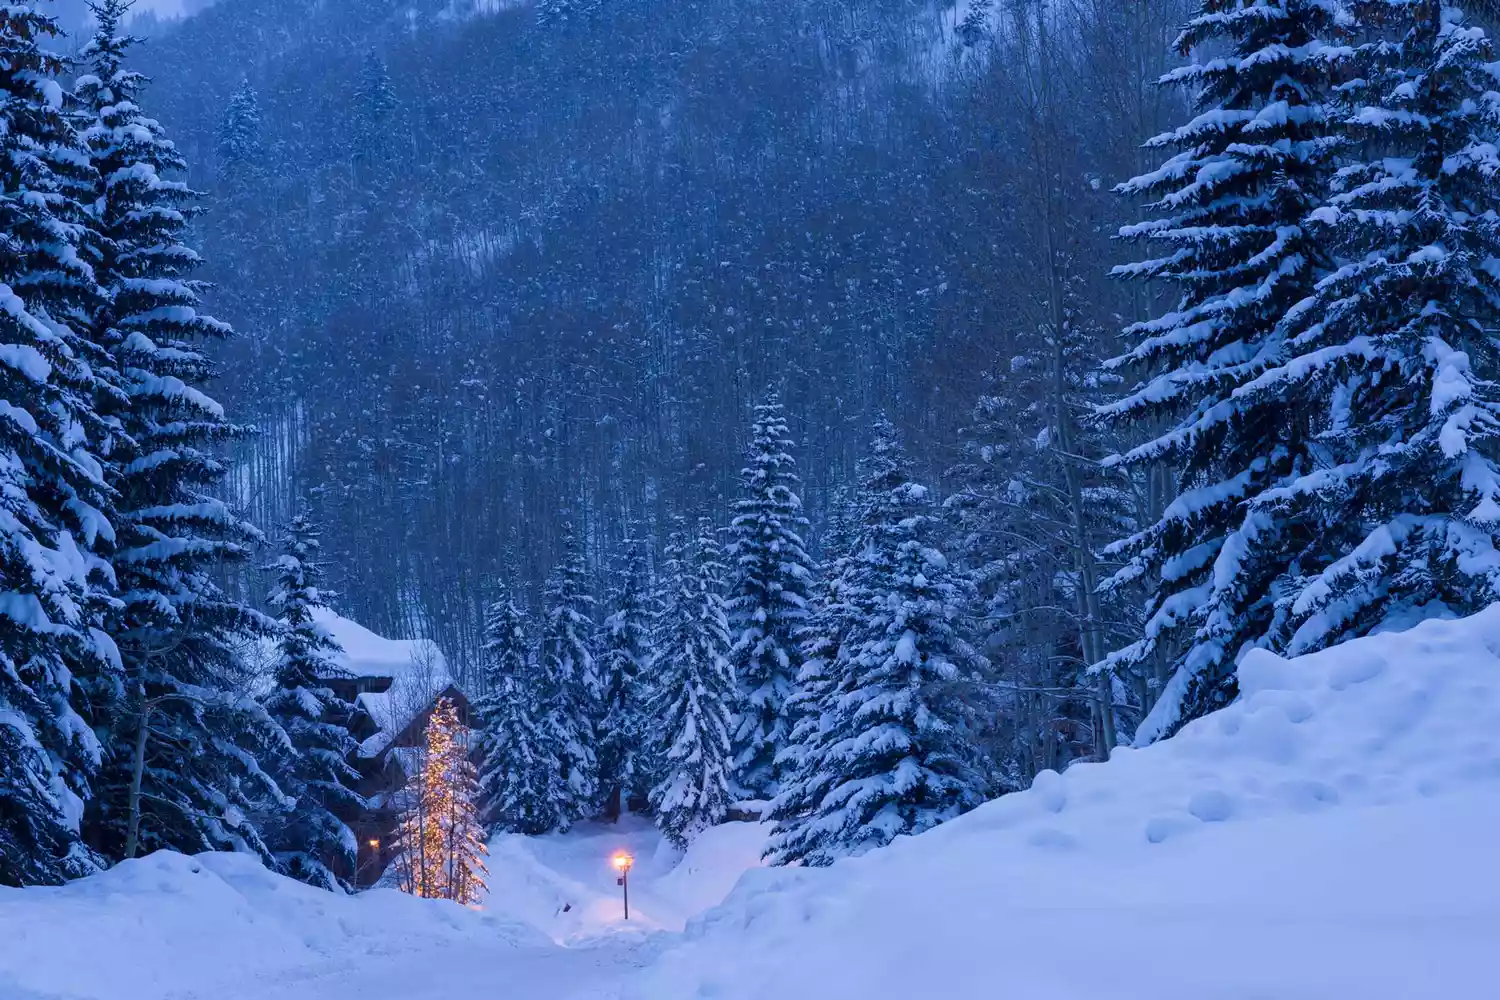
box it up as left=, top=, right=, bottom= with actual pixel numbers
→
left=304, top=608, right=455, bottom=758
left=306, top=607, right=443, bottom=680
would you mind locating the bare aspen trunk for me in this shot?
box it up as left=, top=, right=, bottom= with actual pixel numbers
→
left=124, top=702, right=151, bottom=861
left=1046, top=270, right=1117, bottom=759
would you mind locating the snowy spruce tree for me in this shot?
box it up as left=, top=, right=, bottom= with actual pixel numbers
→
left=537, top=529, right=600, bottom=825
left=74, top=2, right=289, bottom=868
left=262, top=512, right=362, bottom=889
left=475, top=588, right=565, bottom=835
left=1104, top=0, right=1350, bottom=739
left=1243, top=2, right=1500, bottom=657
left=648, top=522, right=735, bottom=849
left=595, top=541, right=653, bottom=818
left=216, top=76, right=262, bottom=188
left=725, top=393, right=815, bottom=801
left=766, top=421, right=987, bottom=866
left=0, top=0, right=118, bottom=886
left=774, top=488, right=859, bottom=788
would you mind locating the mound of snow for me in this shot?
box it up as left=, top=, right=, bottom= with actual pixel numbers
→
left=0, top=851, right=543, bottom=1000
left=622, top=610, right=1500, bottom=1000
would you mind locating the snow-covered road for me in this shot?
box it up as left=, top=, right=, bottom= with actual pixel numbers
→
left=242, top=937, right=643, bottom=1000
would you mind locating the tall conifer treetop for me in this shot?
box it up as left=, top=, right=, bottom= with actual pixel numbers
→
left=649, top=521, right=735, bottom=849
left=726, top=392, right=814, bottom=800
left=767, top=420, right=986, bottom=866
left=1104, top=0, right=1352, bottom=739
left=217, top=77, right=261, bottom=181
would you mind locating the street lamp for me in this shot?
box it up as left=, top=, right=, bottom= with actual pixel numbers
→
left=612, top=851, right=634, bottom=920
left=356, top=838, right=381, bottom=887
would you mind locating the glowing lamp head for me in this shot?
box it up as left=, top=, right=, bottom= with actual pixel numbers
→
left=612, top=851, right=634, bottom=872
left=368, top=838, right=380, bottom=850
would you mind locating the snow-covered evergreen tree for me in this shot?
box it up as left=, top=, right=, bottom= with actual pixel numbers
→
left=74, top=2, right=288, bottom=869
left=1103, top=0, right=1350, bottom=739
left=725, top=393, right=814, bottom=800
left=1243, top=1, right=1500, bottom=658
left=648, top=522, right=734, bottom=848
left=766, top=421, right=987, bottom=866
left=773, top=490, right=859, bottom=799
left=216, top=76, right=261, bottom=186
left=474, top=588, right=565, bottom=835
left=537, top=529, right=600, bottom=824
left=595, top=541, right=652, bottom=818
left=0, top=0, right=117, bottom=887
left=262, top=512, right=362, bottom=890
left=351, top=49, right=398, bottom=164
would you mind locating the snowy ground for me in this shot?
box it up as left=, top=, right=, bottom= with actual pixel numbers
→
left=3, top=609, right=1499, bottom=999
left=485, top=815, right=771, bottom=941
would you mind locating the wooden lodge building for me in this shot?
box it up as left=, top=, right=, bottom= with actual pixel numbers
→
left=300, top=608, right=478, bottom=888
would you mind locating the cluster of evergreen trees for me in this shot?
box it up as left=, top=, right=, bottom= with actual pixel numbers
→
left=0, top=0, right=362, bottom=890
left=475, top=0, right=1500, bottom=864
left=474, top=398, right=988, bottom=862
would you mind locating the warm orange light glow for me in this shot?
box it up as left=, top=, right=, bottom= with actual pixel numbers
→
left=368, top=838, right=380, bottom=850
left=612, top=851, right=634, bottom=871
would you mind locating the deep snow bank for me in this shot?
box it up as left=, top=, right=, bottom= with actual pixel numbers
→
left=0, top=850, right=543, bottom=1000
left=623, top=609, right=1500, bottom=1000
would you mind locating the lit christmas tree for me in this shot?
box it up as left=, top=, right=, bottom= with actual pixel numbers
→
left=395, top=697, right=488, bottom=904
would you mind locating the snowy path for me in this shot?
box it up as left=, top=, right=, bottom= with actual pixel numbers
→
left=238, top=936, right=645, bottom=1000
left=483, top=816, right=771, bottom=942
left=211, top=818, right=770, bottom=1000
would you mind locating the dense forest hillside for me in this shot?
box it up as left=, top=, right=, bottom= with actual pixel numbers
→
left=133, top=0, right=1184, bottom=673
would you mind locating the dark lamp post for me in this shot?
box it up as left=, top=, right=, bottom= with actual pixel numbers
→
left=612, top=851, right=634, bottom=920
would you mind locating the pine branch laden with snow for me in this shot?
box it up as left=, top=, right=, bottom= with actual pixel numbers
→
left=66, top=0, right=287, bottom=874
left=594, top=541, right=654, bottom=817
left=1104, top=0, right=1354, bottom=740
left=475, top=587, right=568, bottom=835
left=1240, top=0, right=1500, bottom=659
left=537, top=527, right=601, bottom=826
left=648, top=522, right=735, bottom=850
left=262, top=511, right=363, bottom=890
left=725, top=392, right=815, bottom=801
left=767, top=421, right=987, bottom=866
left=0, top=0, right=130, bottom=886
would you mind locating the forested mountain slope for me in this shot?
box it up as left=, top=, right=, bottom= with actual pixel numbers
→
left=132, top=0, right=1182, bottom=667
